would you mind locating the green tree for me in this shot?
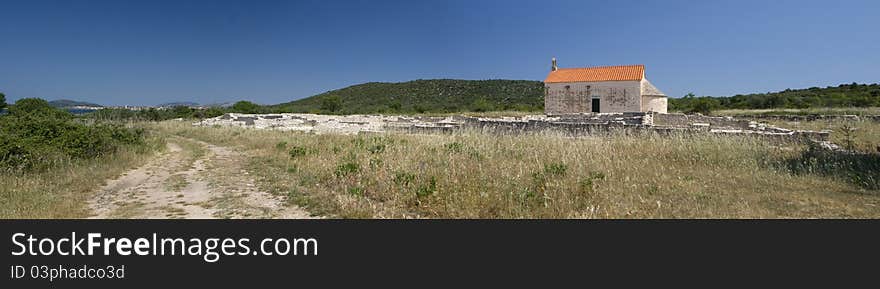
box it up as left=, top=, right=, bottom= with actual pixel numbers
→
left=203, top=107, right=226, bottom=118
left=170, top=106, right=193, bottom=118
left=388, top=100, right=402, bottom=112
left=319, top=95, right=342, bottom=113
left=231, top=101, right=260, bottom=113
left=0, top=92, right=6, bottom=111
left=687, top=97, right=721, bottom=115
left=9, top=98, right=70, bottom=118
left=471, top=98, right=494, bottom=112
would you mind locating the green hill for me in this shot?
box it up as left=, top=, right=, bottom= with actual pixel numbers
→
left=671, top=82, right=880, bottom=113
left=271, top=79, right=544, bottom=114
left=48, top=99, right=103, bottom=108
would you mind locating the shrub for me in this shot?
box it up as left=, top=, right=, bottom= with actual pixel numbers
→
left=367, top=144, right=386, bottom=154
left=9, top=98, right=71, bottom=119
left=319, top=95, right=342, bottom=113
left=783, top=146, right=880, bottom=190
left=471, top=98, right=494, bottom=112
left=0, top=98, right=145, bottom=171
left=334, top=162, right=359, bottom=177
left=231, top=101, right=261, bottom=114
left=289, top=146, right=308, bottom=157
left=444, top=142, right=464, bottom=153
left=415, top=176, right=437, bottom=198
left=393, top=171, right=416, bottom=186
left=348, top=187, right=364, bottom=196
left=543, top=163, right=568, bottom=176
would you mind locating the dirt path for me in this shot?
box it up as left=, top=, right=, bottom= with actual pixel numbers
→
left=89, top=137, right=315, bottom=219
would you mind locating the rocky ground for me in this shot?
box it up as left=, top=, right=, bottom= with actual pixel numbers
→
left=194, top=112, right=831, bottom=143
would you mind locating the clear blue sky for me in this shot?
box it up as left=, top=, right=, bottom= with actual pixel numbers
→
left=1, top=0, right=878, bottom=106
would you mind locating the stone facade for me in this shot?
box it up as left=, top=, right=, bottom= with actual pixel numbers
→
left=544, top=81, right=643, bottom=115
left=543, top=62, right=668, bottom=115
left=640, top=95, right=667, bottom=112
left=544, top=80, right=668, bottom=115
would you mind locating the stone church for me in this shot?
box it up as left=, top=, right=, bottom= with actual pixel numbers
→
left=543, top=58, right=667, bottom=114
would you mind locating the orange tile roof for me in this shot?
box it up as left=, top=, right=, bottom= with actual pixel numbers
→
left=544, top=64, right=645, bottom=83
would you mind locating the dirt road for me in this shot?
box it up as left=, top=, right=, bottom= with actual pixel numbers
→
left=89, top=137, right=314, bottom=219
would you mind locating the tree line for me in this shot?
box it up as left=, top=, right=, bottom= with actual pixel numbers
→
left=670, top=83, right=880, bottom=114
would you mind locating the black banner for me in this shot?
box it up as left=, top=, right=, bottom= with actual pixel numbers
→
left=2, top=220, right=877, bottom=287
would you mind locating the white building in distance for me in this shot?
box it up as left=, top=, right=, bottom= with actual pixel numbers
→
left=543, top=58, right=667, bottom=114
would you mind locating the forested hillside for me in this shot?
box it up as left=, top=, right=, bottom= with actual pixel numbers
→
left=271, top=79, right=544, bottom=114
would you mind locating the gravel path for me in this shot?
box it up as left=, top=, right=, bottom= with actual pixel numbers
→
left=88, top=137, right=315, bottom=219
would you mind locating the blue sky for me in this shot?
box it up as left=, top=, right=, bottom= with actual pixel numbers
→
left=1, top=0, right=878, bottom=106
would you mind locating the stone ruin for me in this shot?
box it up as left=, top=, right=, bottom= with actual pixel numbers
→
left=194, top=112, right=830, bottom=143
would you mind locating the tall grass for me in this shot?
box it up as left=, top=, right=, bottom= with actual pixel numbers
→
left=764, top=119, right=880, bottom=153
left=0, top=131, right=164, bottom=218
left=155, top=122, right=880, bottom=218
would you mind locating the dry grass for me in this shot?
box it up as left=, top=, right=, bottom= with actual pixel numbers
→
left=0, top=130, right=164, bottom=218
left=766, top=119, right=880, bottom=153
left=152, top=121, right=880, bottom=219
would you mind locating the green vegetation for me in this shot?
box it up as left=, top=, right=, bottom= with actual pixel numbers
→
left=715, top=107, right=880, bottom=116
left=784, top=144, right=880, bottom=190
left=84, top=101, right=267, bottom=121
left=0, top=98, right=147, bottom=171
left=0, top=92, right=6, bottom=111
left=86, top=106, right=225, bottom=121
left=1, top=97, right=160, bottom=218
left=230, top=101, right=263, bottom=114
left=67, top=81, right=880, bottom=119
left=271, top=79, right=544, bottom=114
left=671, top=83, right=880, bottom=114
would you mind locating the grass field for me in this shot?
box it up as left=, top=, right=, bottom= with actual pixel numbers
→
left=153, top=121, right=880, bottom=218
left=768, top=119, right=879, bottom=153
left=4, top=112, right=878, bottom=219
left=0, top=128, right=164, bottom=218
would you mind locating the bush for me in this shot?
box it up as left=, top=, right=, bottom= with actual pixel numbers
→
left=783, top=146, right=880, bottom=190
left=543, top=163, right=568, bottom=176
left=415, top=176, right=437, bottom=198
left=289, top=146, right=308, bottom=157
left=444, top=142, right=464, bottom=153
left=669, top=83, right=880, bottom=113
left=393, top=171, right=416, bottom=186
left=87, top=106, right=220, bottom=121
left=334, top=162, right=359, bottom=177
left=0, top=98, right=145, bottom=171
left=9, top=98, right=71, bottom=119
left=319, top=95, right=342, bottom=113
left=231, top=101, right=261, bottom=114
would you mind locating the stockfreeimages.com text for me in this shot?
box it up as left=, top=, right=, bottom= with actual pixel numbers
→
left=11, top=233, right=317, bottom=263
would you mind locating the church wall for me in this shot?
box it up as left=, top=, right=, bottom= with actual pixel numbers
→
left=544, top=81, right=641, bottom=114
left=640, top=95, right=668, bottom=113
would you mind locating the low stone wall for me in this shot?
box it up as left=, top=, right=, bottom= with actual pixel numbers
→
left=461, top=118, right=646, bottom=136
left=651, top=112, right=753, bottom=129
left=195, top=112, right=829, bottom=143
